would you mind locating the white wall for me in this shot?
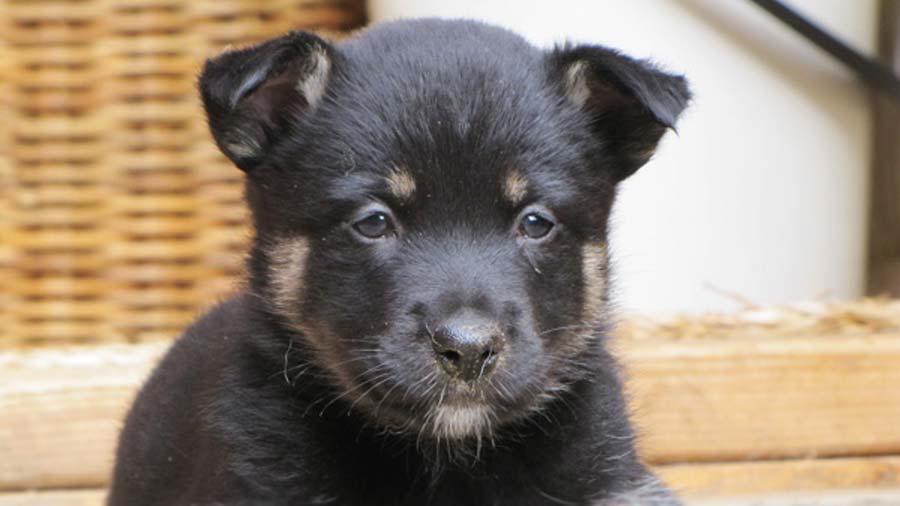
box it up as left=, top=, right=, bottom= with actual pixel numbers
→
left=368, top=0, right=876, bottom=314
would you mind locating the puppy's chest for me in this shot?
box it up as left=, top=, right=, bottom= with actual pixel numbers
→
left=317, top=471, right=569, bottom=506
left=287, top=441, right=582, bottom=506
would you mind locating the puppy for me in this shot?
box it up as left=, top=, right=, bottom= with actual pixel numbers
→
left=108, top=19, right=690, bottom=506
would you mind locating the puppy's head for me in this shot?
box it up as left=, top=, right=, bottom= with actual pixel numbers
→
left=200, top=20, right=689, bottom=442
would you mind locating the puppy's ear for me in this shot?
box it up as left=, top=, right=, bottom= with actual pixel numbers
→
left=548, top=45, right=691, bottom=181
left=199, top=32, right=334, bottom=172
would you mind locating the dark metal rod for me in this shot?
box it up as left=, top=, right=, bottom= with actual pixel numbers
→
left=748, top=0, right=900, bottom=100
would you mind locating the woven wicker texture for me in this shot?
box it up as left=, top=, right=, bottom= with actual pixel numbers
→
left=0, top=0, right=365, bottom=346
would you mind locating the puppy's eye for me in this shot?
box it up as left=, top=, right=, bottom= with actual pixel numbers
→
left=520, top=213, right=554, bottom=239
left=353, top=212, right=393, bottom=239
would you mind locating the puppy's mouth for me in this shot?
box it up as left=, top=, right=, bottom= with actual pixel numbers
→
left=328, top=334, right=559, bottom=440
left=370, top=396, right=496, bottom=441
left=349, top=368, right=553, bottom=441
left=428, top=403, right=494, bottom=440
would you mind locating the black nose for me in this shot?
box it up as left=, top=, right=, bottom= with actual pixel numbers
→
left=430, top=311, right=504, bottom=382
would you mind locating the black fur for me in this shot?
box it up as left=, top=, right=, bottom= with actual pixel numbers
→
left=109, top=19, right=690, bottom=506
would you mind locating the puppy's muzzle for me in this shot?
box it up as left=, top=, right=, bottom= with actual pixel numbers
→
left=430, top=310, right=505, bottom=382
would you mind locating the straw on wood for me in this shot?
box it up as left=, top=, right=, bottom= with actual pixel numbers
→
left=617, top=298, right=900, bottom=342
left=0, top=0, right=366, bottom=346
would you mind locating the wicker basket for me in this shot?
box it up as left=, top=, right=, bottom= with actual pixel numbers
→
left=0, top=0, right=366, bottom=346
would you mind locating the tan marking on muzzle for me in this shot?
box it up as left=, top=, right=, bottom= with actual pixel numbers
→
left=503, top=169, right=528, bottom=205
left=266, top=236, right=311, bottom=326
left=386, top=167, right=416, bottom=201
left=582, top=242, right=609, bottom=325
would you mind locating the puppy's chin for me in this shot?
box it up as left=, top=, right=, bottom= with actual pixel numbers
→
left=372, top=402, right=495, bottom=441
left=430, top=404, right=493, bottom=439
left=354, top=379, right=556, bottom=443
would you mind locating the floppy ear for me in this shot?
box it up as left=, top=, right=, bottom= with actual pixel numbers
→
left=548, top=45, right=691, bottom=182
left=199, top=31, right=334, bottom=172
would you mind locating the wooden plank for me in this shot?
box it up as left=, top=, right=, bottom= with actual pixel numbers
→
left=689, top=489, right=900, bottom=506
left=2, top=459, right=899, bottom=504
left=0, top=344, right=166, bottom=490
left=2, top=335, right=900, bottom=490
left=0, top=489, right=105, bottom=506
left=1, top=489, right=899, bottom=506
left=622, top=334, right=900, bottom=463
left=656, top=457, right=900, bottom=497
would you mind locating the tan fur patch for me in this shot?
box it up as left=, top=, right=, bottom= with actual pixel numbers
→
left=224, top=135, right=261, bottom=159
left=266, top=236, right=311, bottom=325
left=296, top=46, right=331, bottom=108
left=582, top=242, right=609, bottom=325
left=565, top=60, right=591, bottom=108
left=386, top=167, right=416, bottom=201
left=503, top=170, right=528, bottom=205
left=266, top=237, right=365, bottom=397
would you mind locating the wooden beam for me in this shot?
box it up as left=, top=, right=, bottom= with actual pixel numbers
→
left=656, top=456, right=900, bottom=497
left=689, top=490, right=900, bottom=506
left=868, top=0, right=900, bottom=296
left=2, top=335, right=900, bottom=490
left=2, top=488, right=900, bottom=506
left=0, top=344, right=166, bottom=490
left=0, top=490, right=105, bottom=506
left=622, top=334, right=900, bottom=463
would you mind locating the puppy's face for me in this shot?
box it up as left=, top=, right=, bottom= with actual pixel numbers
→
left=200, top=21, right=689, bottom=441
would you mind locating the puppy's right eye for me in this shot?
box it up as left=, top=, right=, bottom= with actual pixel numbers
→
left=519, top=212, right=555, bottom=240
left=353, top=212, right=393, bottom=239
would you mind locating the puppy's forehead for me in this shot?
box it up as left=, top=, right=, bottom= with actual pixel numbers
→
left=332, top=20, right=554, bottom=149
left=316, top=21, right=588, bottom=207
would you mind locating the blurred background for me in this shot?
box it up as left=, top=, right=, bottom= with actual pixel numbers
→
left=0, top=1, right=899, bottom=505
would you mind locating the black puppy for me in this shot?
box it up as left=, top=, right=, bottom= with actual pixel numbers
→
left=109, top=19, right=690, bottom=506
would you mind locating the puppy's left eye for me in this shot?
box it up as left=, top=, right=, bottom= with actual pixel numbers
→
left=519, top=213, right=555, bottom=239
left=353, top=212, right=393, bottom=239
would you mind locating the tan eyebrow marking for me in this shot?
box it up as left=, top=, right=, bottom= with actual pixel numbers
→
left=503, top=169, right=528, bottom=205
left=386, top=166, right=416, bottom=201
